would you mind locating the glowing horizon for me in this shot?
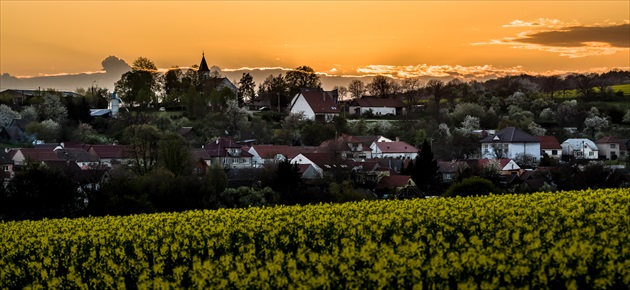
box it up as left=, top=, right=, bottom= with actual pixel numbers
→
left=1, top=1, right=628, bottom=81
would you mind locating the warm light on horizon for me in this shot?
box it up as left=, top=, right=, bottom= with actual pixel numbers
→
left=1, top=1, right=628, bottom=84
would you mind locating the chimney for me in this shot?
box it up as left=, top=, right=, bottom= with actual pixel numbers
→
left=323, top=91, right=326, bottom=102
left=396, top=137, right=400, bottom=142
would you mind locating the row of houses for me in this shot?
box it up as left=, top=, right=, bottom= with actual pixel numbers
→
left=1, top=125, right=627, bottom=197
left=480, top=127, right=628, bottom=161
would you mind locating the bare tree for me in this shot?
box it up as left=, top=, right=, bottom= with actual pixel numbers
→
left=348, top=80, right=366, bottom=99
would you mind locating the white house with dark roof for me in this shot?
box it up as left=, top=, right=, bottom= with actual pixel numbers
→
left=480, top=127, right=541, bottom=160
left=561, top=138, right=598, bottom=159
left=289, top=88, right=339, bottom=122
left=371, top=141, right=418, bottom=159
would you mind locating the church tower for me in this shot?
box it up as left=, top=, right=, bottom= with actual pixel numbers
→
left=198, top=52, right=210, bottom=80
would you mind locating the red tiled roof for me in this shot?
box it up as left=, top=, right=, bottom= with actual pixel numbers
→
left=536, top=136, right=562, bottom=150
left=192, top=148, right=211, bottom=160
left=374, top=141, right=418, bottom=153
left=19, top=148, right=60, bottom=162
left=88, top=145, right=128, bottom=159
left=596, top=136, right=627, bottom=150
left=301, top=90, right=339, bottom=114
left=251, top=145, right=314, bottom=159
left=300, top=152, right=338, bottom=167
left=376, top=175, right=412, bottom=189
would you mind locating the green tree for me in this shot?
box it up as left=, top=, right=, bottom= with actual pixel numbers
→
left=444, top=176, right=498, bottom=197
left=158, top=133, right=193, bottom=177
left=163, top=67, right=184, bottom=106
left=1, top=162, right=81, bottom=220
left=272, top=159, right=302, bottom=205
left=258, top=74, right=289, bottom=110
left=409, top=140, right=441, bottom=193
left=123, top=124, right=161, bottom=176
left=25, top=119, right=60, bottom=142
left=0, top=104, right=20, bottom=127
left=285, top=66, right=322, bottom=97
left=237, top=72, right=256, bottom=105
left=115, top=57, right=160, bottom=107
left=37, top=90, right=67, bottom=123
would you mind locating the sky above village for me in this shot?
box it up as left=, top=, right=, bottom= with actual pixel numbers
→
left=1, top=1, right=629, bottom=82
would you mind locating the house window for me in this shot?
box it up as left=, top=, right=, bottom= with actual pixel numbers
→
left=551, top=150, right=558, bottom=156
left=610, top=144, right=616, bottom=149
left=3, top=166, right=8, bottom=172
left=589, top=152, right=594, bottom=157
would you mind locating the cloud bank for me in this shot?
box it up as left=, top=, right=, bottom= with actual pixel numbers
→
left=477, top=20, right=630, bottom=58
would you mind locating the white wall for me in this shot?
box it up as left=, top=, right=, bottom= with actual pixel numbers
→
left=481, top=143, right=541, bottom=160
left=289, top=94, right=315, bottom=120
left=350, top=106, right=396, bottom=116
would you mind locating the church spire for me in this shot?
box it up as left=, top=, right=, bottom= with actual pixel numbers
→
left=199, top=51, right=210, bottom=73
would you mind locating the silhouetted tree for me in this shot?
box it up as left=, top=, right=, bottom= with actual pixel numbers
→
left=1, top=163, right=81, bottom=220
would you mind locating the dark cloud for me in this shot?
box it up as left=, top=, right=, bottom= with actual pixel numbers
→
left=515, top=24, right=629, bottom=48
left=101, top=55, right=131, bottom=75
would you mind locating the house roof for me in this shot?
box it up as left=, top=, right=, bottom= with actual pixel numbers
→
left=179, top=127, right=195, bottom=136
left=346, top=160, right=380, bottom=171
left=299, top=89, right=339, bottom=114
left=0, top=150, right=13, bottom=164
left=374, top=158, right=409, bottom=173
left=374, top=141, right=418, bottom=153
left=437, top=160, right=467, bottom=174
left=88, top=145, right=128, bottom=159
left=55, top=148, right=100, bottom=163
left=204, top=138, right=253, bottom=158
left=562, top=138, right=598, bottom=151
left=8, top=119, right=31, bottom=131
left=18, top=148, right=60, bottom=162
left=536, top=136, right=562, bottom=150
left=192, top=148, right=211, bottom=160
left=480, top=127, right=539, bottom=143
left=375, top=175, right=412, bottom=189
left=596, top=136, right=627, bottom=150
left=299, top=152, right=338, bottom=167
left=350, top=98, right=405, bottom=108
left=250, top=145, right=316, bottom=159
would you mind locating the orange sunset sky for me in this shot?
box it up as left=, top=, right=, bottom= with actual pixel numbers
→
left=1, top=1, right=629, bottom=83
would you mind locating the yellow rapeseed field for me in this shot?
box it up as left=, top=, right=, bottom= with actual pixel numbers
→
left=1, top=188, right=629, bottom=289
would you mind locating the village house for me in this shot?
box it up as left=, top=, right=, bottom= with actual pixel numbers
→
left=86, top=144, right=131, bottom=168
left=202, top=138, right=253, bottom=169
left=348, top=96, right=406, bottom=116
left=0, top=119, right=34, bottom=144
left=596, top=136, right=627, bottom=160
left=319, top=135, right=393, bottom=160
left=561, top=138, right=599, bottom=159
left=536, top=136, right=562, bottom=159
left=288, top=88, right=339, bottom=122
left=247, top=144, right=317, bottom=167
left=374, top=175, right=422, bottom=199
left=480, top=127, right=541, bottom=160
left=0, top=149, right=15, bottom=180
left=370, top=140, right=418, bottom=159
left=290, top=152, right=349, bottom=179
